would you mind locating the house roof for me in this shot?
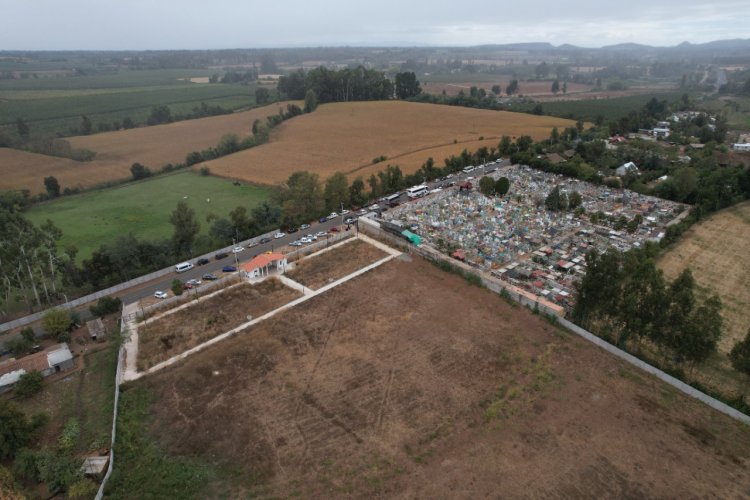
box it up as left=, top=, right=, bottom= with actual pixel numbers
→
left=545, top=153, right=565, bottom=164
left=241, top=253, right=286, bottom=272
left=0, top=343, right=72, bottom=377
left=86, top=318, right=106, bottom=337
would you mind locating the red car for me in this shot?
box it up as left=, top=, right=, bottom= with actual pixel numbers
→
left=329, top=226, right=340, bottom=233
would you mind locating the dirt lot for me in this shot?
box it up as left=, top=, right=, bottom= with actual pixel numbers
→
left=285, top=239, right=387, bottom=290
left=658, top=201, right=750, bottom=352
left=0, top=103, right=292, bottom=194
left=127, top=257, right=750, bottom=498
left=198, top=101, right=576, bottom=185
left=137, top=279, right=301, bottom=371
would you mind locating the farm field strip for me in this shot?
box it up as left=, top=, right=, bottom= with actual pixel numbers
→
left=658, top=200, right=750, bottom=352
left=197, top=100, right=577, bottom=185
left=126, top=237, right=400, bottom=380
left=0, top=102, right=291, bottom=194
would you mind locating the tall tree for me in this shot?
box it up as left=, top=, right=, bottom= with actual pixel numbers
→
left=16, top=117, right=29, bottom=140
left=304, top=89, right=318, bottom=113
left=395, top=72, right=421, bottom=99
left=551, top=80, right=560, bottom=94
left=505, top=80, right=519, bottom=95
left=169, top=200, right=200, bottom=257
left=43, top=176, right=60, bottom=198
left=278, top=171, right=324, bottom=225
left=495, top=177, right=510, bottom=196
left=730, top=328, right=750, bottom=391
left=324, top=172, right=350, bottom=212
left=79, top=115, right=92, bottom=135
left=349, top=177, right=366, bottom=207
left=479, top=176, right=495, bottom=196
left=255, top=87, right=271, bottom=104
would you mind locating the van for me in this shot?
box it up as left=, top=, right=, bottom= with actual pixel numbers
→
left=175, top=262, right=194, bottom=273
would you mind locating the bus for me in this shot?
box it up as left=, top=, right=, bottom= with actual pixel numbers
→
left=384, top=193, right=401, bottom=205
left=407, top=184, right=429, bottom=199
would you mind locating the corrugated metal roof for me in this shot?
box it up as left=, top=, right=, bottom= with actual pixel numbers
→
left=47, top=344, right=73, bottom=366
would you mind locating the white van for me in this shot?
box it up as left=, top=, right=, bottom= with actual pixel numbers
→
left=175, top=262, right=194, bottom=273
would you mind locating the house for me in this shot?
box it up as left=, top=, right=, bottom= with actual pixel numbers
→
left=86, top=318, right=107, bottom=341
left=733, top=143, right=750, bottom=152
left=81, top=456, right=109, bottom=480
left=544, top=153, right=565, bottom=164
left=615, top=162, right=639, bottom=177
left=241, top=253, right=287, bottom=279
left=0, top=343, right=74, bottom=392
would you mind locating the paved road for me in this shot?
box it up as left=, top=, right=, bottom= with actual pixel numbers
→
left=122, top=215, right=352, bottom=305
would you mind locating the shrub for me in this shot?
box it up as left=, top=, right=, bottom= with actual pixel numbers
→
left=90, top=296, right=122, bottom=317
left=171, top=279, right=184, bottom=296
left=199, top=166, right=211, bottom=176
left=14, top=371, right=44, bottom=398
left=42, top=309, right=73, bottom=341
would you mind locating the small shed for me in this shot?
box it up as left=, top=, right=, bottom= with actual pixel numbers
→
left=80, top=456, right=109, bottom=480
left=46, top=344, right=74, bottom=374
left=86, top=318, right=107, bottom=341
left=241, top=253, right=287, bottom=279
left=615, top=162, right=639, bottom=177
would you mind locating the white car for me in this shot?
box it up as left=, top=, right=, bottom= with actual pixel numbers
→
left=327, top=212, right=338, bottom=220
left=289, top=240, right=302, bottom=246
left=300, top=236, right=312, bottom=244
left=307, top=233, right=318, bottom=241
left=340, top=209, right=350, bottom=215
left=186, top=279, right=202, bottom=286
left=232, top=246, right=244, bottom=253
left=299, top=223, right=311, bottom=230
left=315, top=231, right=327, bottom=238
left=154, top=291, right=168, bottom=299
left=273, top=232, right=286, bottom=239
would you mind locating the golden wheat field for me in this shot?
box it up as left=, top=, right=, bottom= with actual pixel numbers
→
left=197, top=101, right=577, bottom=185
left=658, top=201, right=750, bottom=352
left=0, top=148, right=86, bottom=194
left=1, top=103, right=292, bottom=194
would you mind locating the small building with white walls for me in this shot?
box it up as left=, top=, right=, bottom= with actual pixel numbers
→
left=241, top=253, right=288, bottom=279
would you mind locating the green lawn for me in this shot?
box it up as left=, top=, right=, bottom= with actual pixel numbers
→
left=26, top=172, right=273, bottom=261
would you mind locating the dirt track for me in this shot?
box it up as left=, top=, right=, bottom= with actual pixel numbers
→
left=136, top=257, right=750, bottom=498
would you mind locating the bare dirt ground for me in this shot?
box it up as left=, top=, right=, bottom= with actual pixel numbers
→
left=133, top=257, right=750, bottom=498
left=137, top=279, right=301, bottom=371
left=285, top=239, right=387, bottom=290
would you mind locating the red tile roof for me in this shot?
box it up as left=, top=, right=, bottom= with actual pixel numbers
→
left=241, top=253, right=286, bottom=272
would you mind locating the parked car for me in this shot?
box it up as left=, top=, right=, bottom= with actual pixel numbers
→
left=340, top=209, right=350, bottom=215
left=183, top=282, right=194, bottom=290
left=327, top=212, right=338, bottom=220
left=222, top=265, right=237, bottom=273
left=154, top=290, right=168, bottom=299
left=319, top=217, right=328, bottom=223
left=289, top=240, right=302, bottom=247
left=196, top=258, right=210, bottom=266
left=315, top=231, right=327, bottom=238
left=356, top=209, right=367, bottom=216
left=202, top=273, right=218, bottom=281
left=187, top=279, right=201, bottom=286
left=344, top=216, right=356, bottom=224
left=329, top=227, right=340, bottom=233
left=247, top=241, right=259, bottom=248
left=300, top=236, right=312, bottom=244
left=299, top=223, right=311, bottom=230
left=273, top=232, right=286, bottom=239
left=308, top=233, right=318, bottom=241
left=232, top=246, right=244, bottom=253
left=215, top=252, right=228, bottom=260
left=287, top=227, right=298, bottom=234
left=259, top=237, right=272, bottom=244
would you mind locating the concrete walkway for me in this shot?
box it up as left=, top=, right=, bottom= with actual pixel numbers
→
left=120, top=302, right=141, bottom=383
left=124, top=240, right=401, bottom=381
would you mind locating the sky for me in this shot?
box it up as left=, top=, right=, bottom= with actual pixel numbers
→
left=1, top=0, right=749, bottom=50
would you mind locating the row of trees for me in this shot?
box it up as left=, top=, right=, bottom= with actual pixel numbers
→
left=278, top=66, right=420, bottom=102
left=574, top=247, right=723, bottom=374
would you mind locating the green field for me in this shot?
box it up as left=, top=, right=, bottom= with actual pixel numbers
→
left=700, top=95, right=750, bottom=131
left=520, top=92, right=687, bottom=121
left=0, top=69, right=260, bottom=137
left=26, top=172, right=273, bottom=260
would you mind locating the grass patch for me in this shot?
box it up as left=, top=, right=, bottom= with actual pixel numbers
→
left=26, top=171, right=272, bottom=261
left=518, top=92, right=687, bottom=121
left=104, top=384, right=215, bottom=499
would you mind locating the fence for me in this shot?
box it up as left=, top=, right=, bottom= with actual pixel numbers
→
left=358, top=217, right=750, bottom=426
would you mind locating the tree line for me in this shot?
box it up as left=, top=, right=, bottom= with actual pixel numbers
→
left=278, top=66, right=421, bottom=102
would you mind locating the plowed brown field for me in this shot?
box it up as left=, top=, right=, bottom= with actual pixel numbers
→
left=196, top=101, right=577, bottom=185
left=1, top=103, right=292, bottom=194
left=133, top=256, right=750, bottom=498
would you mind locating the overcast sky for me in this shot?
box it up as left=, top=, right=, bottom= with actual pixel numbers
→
left=1, top=0, right=748, bottom=50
